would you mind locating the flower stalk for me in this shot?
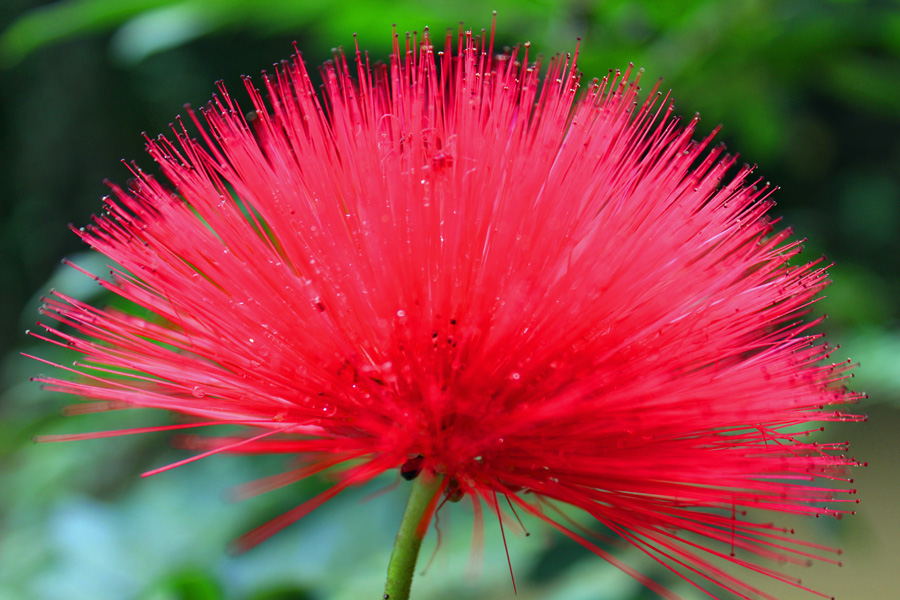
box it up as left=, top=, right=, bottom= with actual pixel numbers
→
left=383, top=473, right=443, bottom=600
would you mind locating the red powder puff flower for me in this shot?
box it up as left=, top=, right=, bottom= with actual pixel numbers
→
left=31, top=23, right=863, bottom=600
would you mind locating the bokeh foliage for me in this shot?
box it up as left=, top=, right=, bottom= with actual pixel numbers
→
left=1, top=1, right=898, bottom=599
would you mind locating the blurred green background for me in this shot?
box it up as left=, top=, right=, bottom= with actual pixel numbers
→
left=1, top=1, right=898, bottom=599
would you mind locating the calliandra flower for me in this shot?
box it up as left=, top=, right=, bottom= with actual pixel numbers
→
left=29, top=22, right=864, bottom=600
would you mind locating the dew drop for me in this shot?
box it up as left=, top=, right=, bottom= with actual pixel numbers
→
left=191, top=386, right=205, bottom=398
left=396, top=309, right=407, bottom=318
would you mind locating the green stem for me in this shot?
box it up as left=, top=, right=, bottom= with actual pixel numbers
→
left=383, top=472, right=443, bottom=600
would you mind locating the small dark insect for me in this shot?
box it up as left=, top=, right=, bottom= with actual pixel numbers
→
left=443, top=476, right=464, bottom=502
left=400, top=455, right=425, bottom=480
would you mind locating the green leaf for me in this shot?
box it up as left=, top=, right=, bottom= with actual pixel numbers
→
left=138, top=569, right=222, bottom=600
left=0, top=0, right=176, bottom=66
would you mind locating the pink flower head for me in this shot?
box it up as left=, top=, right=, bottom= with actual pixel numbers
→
left=31, top=24, right=863, bottom=600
